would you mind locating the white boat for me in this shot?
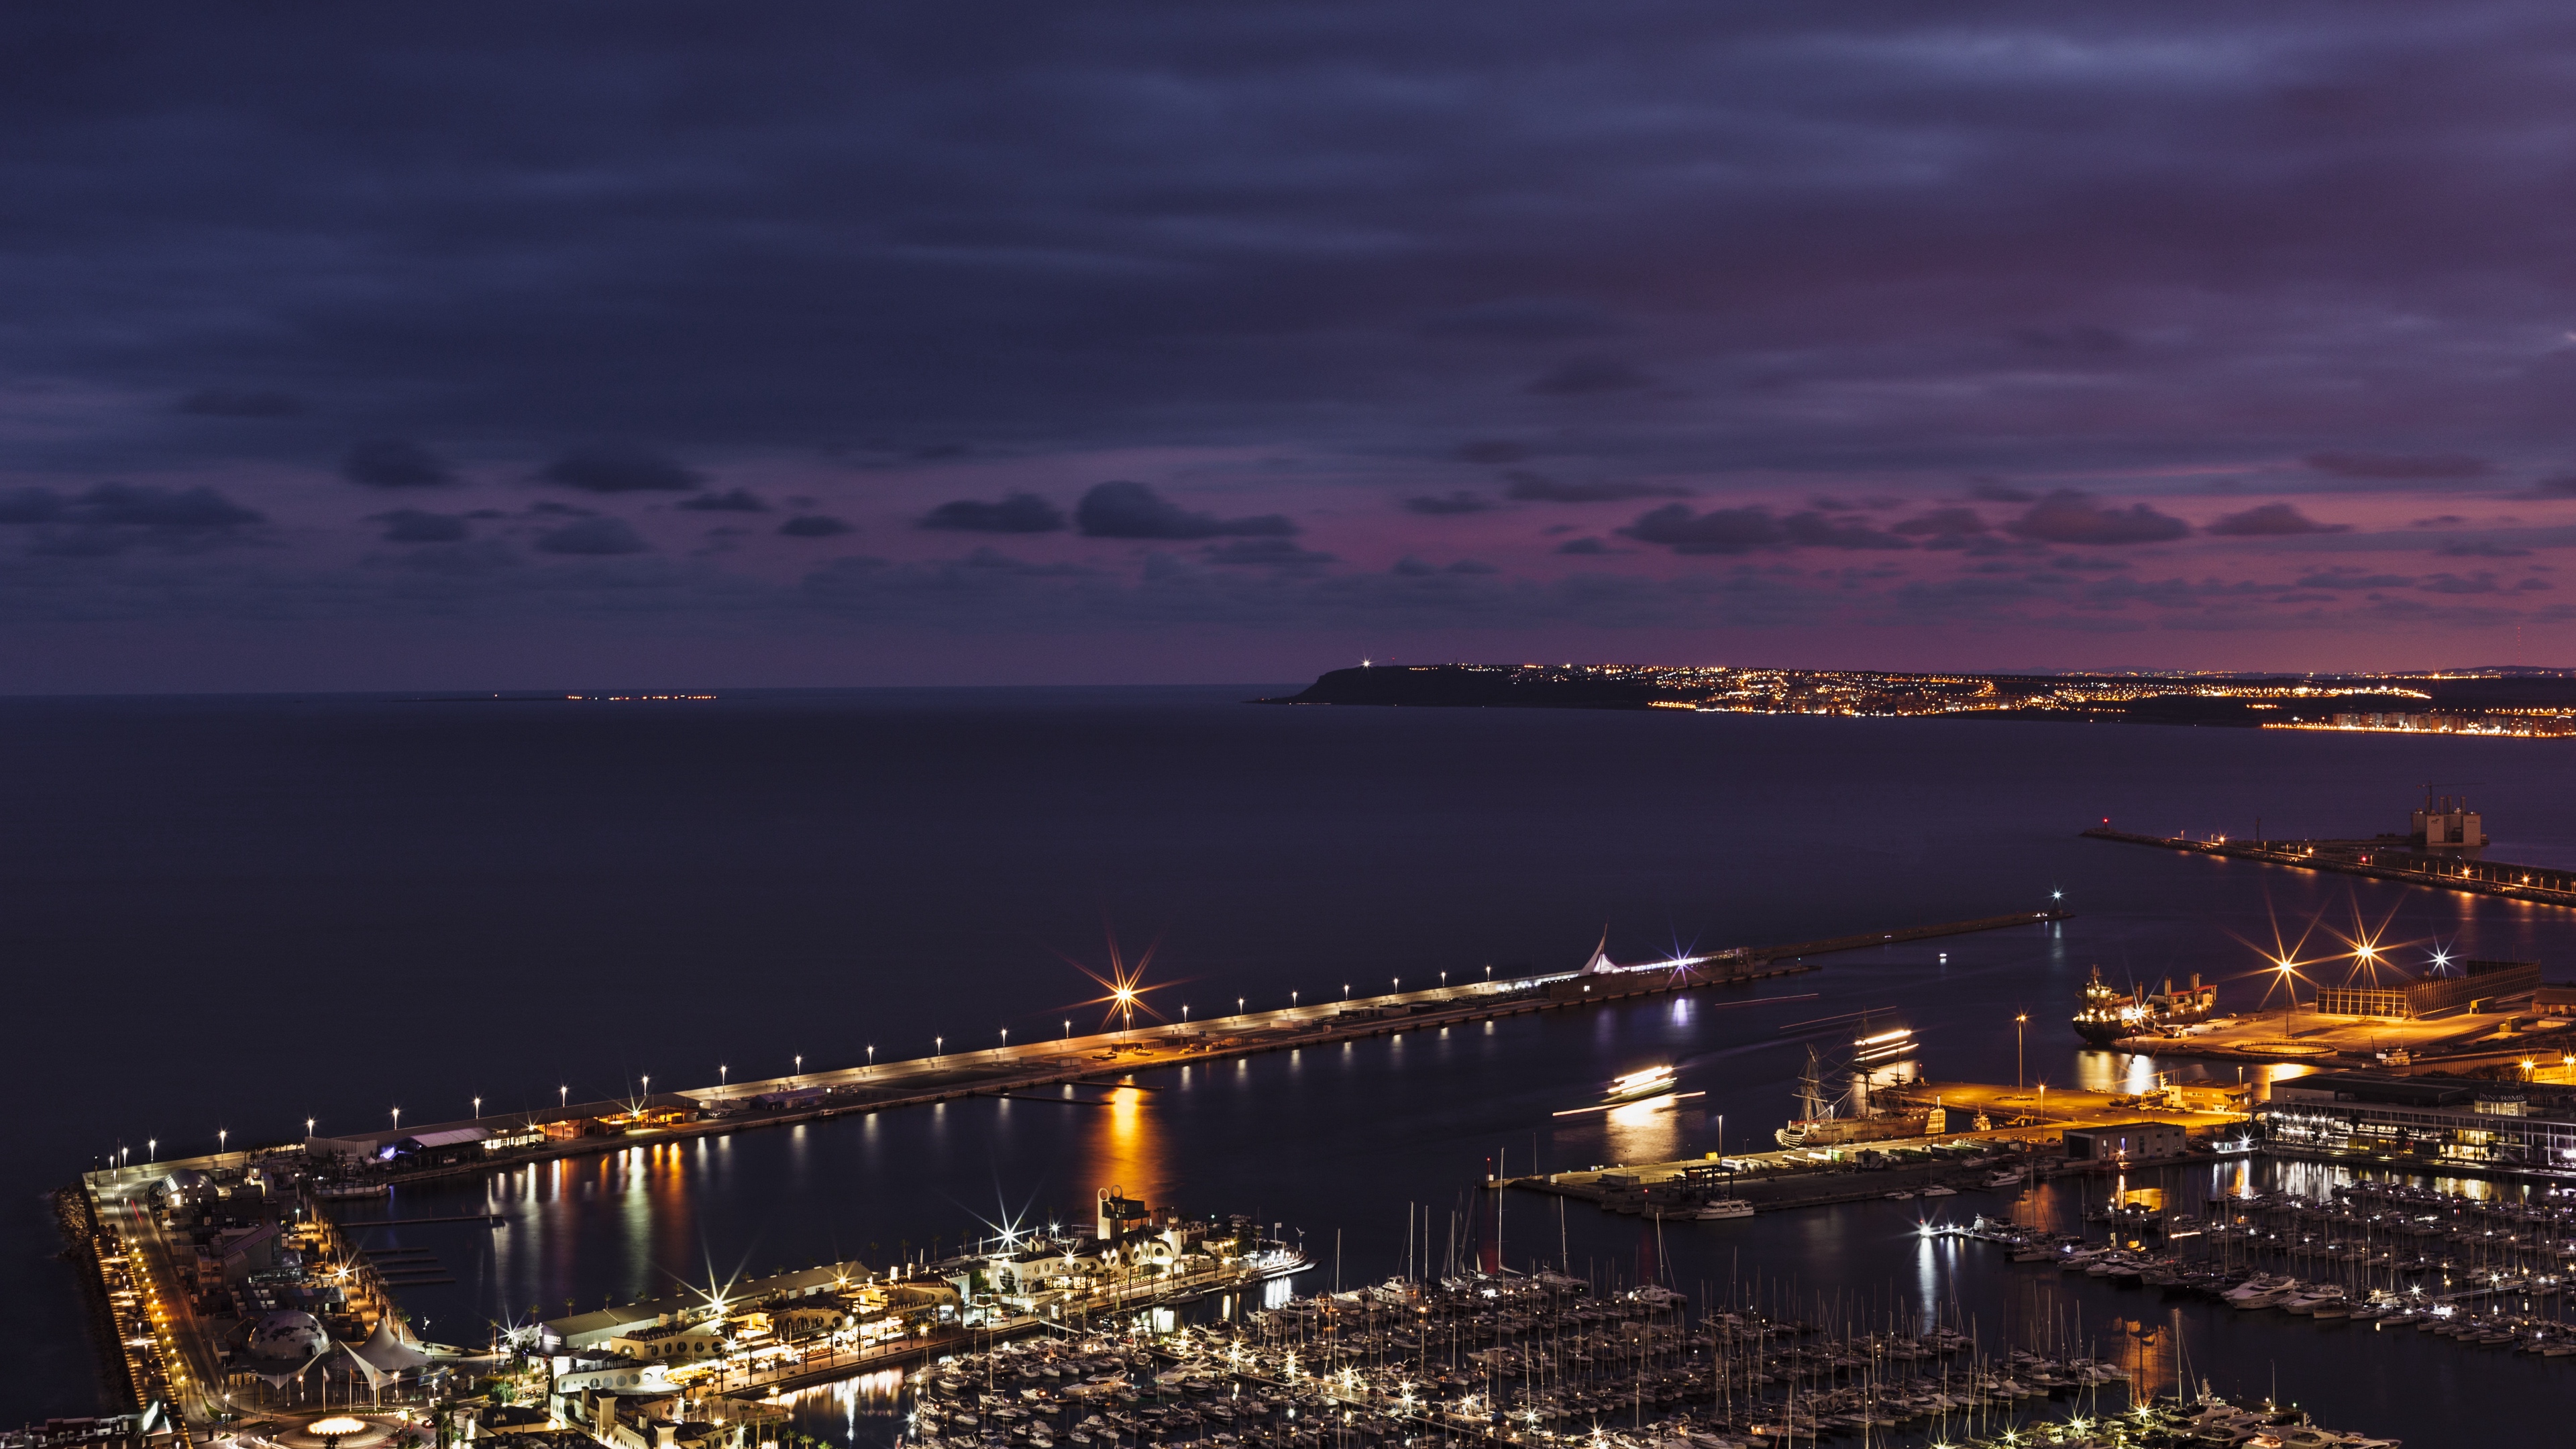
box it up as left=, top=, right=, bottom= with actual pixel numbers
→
left=1920, top=1185, right=1958, bottom=1197
left=1884, top=1191, right=1915, bottom=1201
left=1695, top=1198, right=1754, bottom=1221
left=1606, top=1066, right=1679, bottom=1102
left=1983, top=1169, right=2025, bottom=1189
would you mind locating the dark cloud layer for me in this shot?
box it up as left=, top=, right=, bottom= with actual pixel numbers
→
left=2003, top=491, right=2190, bottom=546
left=13, top=3, right=2576, bottom=678
left=1075, top=482, right=1295, bottom=540
left=532, top=517, right=649, bottom=555
left=340, top=439, right=454, bottom=488
left=918, top=493, right=1067, bottom=533
left=679, top=488, right=769, bottom=513
left=540, top=445, right=700, bottom=494
left=2207, top=502, right=2347, bottom=537
left=375, top=508, right=470, bottom=543
left=1504, top=473, right=1689, bottom=504
left=176, top=388, right=301, bottom=419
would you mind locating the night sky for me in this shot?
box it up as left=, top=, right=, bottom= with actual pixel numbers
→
left=12, top=3, right=2576, bottom=690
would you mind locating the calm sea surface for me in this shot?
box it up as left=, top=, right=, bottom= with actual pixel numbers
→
left=7, top=686, right=2575, bottom=1439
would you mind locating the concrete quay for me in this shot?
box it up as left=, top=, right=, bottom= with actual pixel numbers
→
left=2082, top=824, right=2576, bottom=908
left=1500, top=1077, right=2249, bottom=1214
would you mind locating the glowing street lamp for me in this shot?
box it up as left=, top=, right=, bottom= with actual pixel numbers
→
left=867, top=1046, right=875, bottom=1072
left=473, top=1095, right=482, bottom=1119
left=2014, top=1013, right=2028, bottom=1089
left=720, top=1064, right=728, bottom=1087
left=217, top=1128, right=227, bottom=1154
left=305, top=1118, right=314, bottom=1138
left=559, top=1085, right=568, bottom=1108
left=390, top=1107, right=400, bottom=1131
left=147, top=1138, right=155, bottom=1162
left=935, top=1036, right=943, bottom=1058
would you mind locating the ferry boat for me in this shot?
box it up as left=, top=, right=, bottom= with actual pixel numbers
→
left=2073, top=966, right=2217, bottom=1046
left=1605, top=1065, right=1679, bottom=1102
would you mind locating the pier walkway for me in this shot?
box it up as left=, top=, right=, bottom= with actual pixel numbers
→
left=2082, top=825, right=2576, bottom=908
left=147, top=906, right=2070, bottom=1193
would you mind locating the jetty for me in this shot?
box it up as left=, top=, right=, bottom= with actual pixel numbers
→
left=2082, top=824, right=2576, bottom=908
left=121, top=906, right=2070, bottom=1196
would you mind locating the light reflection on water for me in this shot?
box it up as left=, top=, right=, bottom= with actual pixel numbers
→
left=356, top=953, right=2574, bottom=1449
left=780, top=1366, right=908, bottom=1445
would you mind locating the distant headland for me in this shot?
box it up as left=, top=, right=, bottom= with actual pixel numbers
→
left=1260, top=662, right=2576, bottom=734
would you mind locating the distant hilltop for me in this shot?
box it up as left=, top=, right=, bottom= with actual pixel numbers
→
left=1260, top=663, right=2576, bottom=734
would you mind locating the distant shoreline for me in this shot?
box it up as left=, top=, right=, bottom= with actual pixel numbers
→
left=1259, top=661, right=2576, bottom=735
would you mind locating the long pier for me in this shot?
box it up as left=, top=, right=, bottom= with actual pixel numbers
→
left=2082, top=825, right=2576, bottom=908
left=88, top=907, right=2070, bottom=1194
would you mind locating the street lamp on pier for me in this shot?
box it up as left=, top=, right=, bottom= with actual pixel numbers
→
left=720, top=1064, right=728, bottom=1087
left=2014, top=1013, right=2028, bottom=1090
left=795, top=1053, right=803, bottom=1079
left=390, top=1107, right=400, bottom=1131
left=305, top=1118, right=314, bottom=1138
left=148, top=1138, right=155, bottom=1162
left=641, top=1075, right=651, bottom=1098
left=1238, top=997, right=1244, bottom=1016
left=867, top=1046, right=875, bottom=1073
left=935, top=1036, right=943, bottom=1059
left=217, top=1128, right=227, bottom=1154
left=473, top=1095, right=482, bottom=1119
left=559, top=1085, right=568, bottom=1108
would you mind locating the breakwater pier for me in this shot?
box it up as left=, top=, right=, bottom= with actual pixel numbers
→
left=166, top=906, right=2071, bottom=1194
left=2082, top=824, right=2576, bottom=908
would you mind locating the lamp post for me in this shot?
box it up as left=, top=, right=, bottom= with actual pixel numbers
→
left=641, top=1075, right=651, bottom=1099
left=473, top=1095, right=482, bottom=1119
left=217, top=1128, right=227, bottom=1154
left=867, top=1046, right=875, bottom=1073
left=305, top=1118, right=314, bottom=1138
left=390, top=1107, right=400, bottom=1131
left=1238, top=997, right=1245, bottom=1016
left=1064, top=1020, right=1071, bottom=1042
left=559, top=1085, right=568, bottom=1108
left=935, top=1036, right=943, bottom=1059
left=148, top=1138, right=155, bottom=1162
left=2013, top=1013, right=2029, bottom=1090
left=795, top=1053, right=803, bottom=1079
left=1000, top=1028, right=1008, bottom=1053
left=720, top=1065, right=728, bottom=1087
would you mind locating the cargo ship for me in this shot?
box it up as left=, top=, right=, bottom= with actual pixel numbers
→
left=2073, top=966, right=2217, bottom=1046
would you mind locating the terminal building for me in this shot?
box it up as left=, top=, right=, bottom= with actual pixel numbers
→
left=2310, top=958, right=2540, bottom=1019
left=2259, top=1071, right=2576, bottom=1169
left=2063, top=1121, right=2186, bottom=1163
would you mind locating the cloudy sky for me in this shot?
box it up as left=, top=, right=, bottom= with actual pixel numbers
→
left=10, top=3, right=2576, bottom=689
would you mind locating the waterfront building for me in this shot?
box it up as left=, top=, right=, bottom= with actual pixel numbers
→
left=2061, top=1121, right=2186, bottom=1163
left=2260, top=1071, right=2576, bottom=1169
left=2310, top=957, right=2540, bottom=1018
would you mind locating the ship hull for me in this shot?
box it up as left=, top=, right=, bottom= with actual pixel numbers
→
left=2073, top=1018, right=2127, bottom=1047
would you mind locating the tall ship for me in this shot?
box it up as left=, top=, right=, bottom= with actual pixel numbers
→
left=1774, top=1021, right=1933, bottom=1148
left=2073, top=966, right=2216, bottom=1046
